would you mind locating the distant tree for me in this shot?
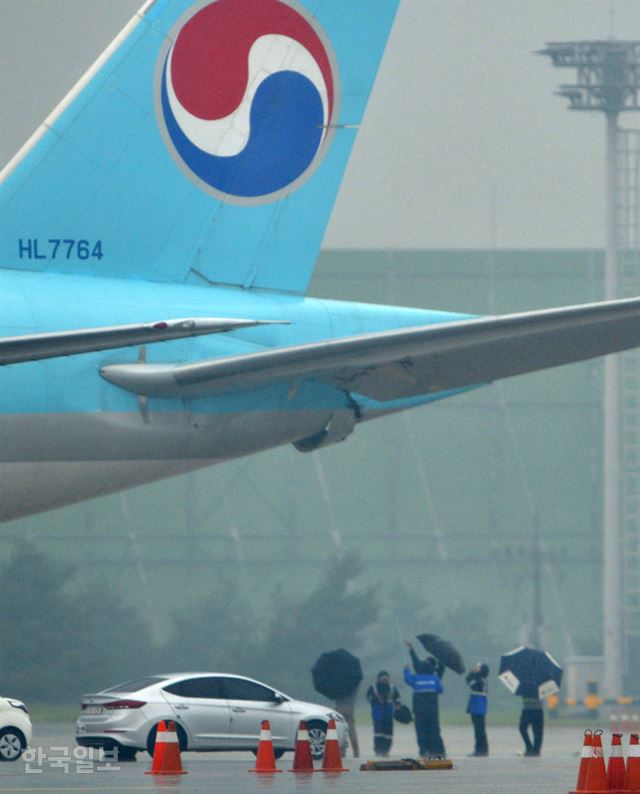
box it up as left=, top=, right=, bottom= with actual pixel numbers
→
left=74, top=581, right=160, bottom=694
left=0, top=541, right=78, bottom=700
left=160, top=579, right=260, bottom=674
left=426, top=603, right=506, bottom=708
left=157, top=553, right=378, bottom=700
left=0, top=541, right=155, bottom=702
left=251, top=552, right=380, bottom=699
left=360, top=580, right=506, bottom=709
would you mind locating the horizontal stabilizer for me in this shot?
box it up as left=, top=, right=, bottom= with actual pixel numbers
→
left=100, top=297, right=640, bottom=400
left=0, top=317, right=287, bottom=365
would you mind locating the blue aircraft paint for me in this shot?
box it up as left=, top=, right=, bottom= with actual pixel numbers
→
left=0, top=269, right=473, bottom=416
left=1, top=0, right=488, bottom=520
left=1, top=0, right=400, bottom=293
left=157, top=0, right=336, bottom=201
left=1, top=1, right=639, bottom=528
left=161, top=68, right=325, bottom=198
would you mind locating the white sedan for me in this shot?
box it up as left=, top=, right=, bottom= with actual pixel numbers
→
left=76, top=672, right=347, bottom=761
left=0, top=696, right=32, bottom=761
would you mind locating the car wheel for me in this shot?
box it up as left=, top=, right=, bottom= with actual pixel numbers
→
left=306, top=721, right=327, bottom=760
left=0, top=728, right=26, bottom=761
left=146, top=722, right=187, bottom=757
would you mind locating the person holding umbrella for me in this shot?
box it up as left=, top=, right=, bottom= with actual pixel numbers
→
left=403, top=640, right=446, bottom=759
left=465, top=663, right=490, bottom=756
left=366, top=671, right=400, bottom=756
left=312, top=649, right=362, bottom=758
left=519, top=694, right=544, bottom=756
left=498, top=646, right=562, bottom=758
left=334, top=690, right=360, bottom=758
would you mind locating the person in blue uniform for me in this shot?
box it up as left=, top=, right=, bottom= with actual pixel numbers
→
left=465, top=662, right=489, bottom=756
left=403, top=641, right=446, bottom=759
left=366, top=671, right=400, bottom=756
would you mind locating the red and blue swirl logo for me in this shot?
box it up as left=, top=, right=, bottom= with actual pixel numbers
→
left=156, top=0, right=338, bottom=203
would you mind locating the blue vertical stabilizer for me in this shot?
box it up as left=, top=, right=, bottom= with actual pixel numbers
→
left=0, top=0, right=399, bottom=293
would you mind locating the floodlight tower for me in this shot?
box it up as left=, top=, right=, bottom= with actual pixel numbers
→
left=538, top=40, right=640, bottom=700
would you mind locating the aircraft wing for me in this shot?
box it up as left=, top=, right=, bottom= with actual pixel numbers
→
left=0, top=318, right=287, bottom=365
left=101, top=297, right=640, bottom=401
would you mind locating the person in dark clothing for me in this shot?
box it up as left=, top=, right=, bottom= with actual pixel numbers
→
left=366, top=671, right=400, bottom=756
left=403, top=641, right=446, bottom=759
left=334, top=690, right=360, bottom=758
left=519, top=695, right=544, bottom=756
left=465, top=663, right=489, bottom=756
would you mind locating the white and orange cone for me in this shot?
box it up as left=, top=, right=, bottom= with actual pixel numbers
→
left=249, top=720, right=282, bottom=774
left=608, top=733, right=626, bottom=792
left=582, top=730, right=611, bottom=794
left=569, top=729, right=593, bottom=794
left=320, top=719, right=348, bottom=773
left=623, top=733, right=640, bottom=793
left=145, top=720, right=187, bottom=775
left=289, top=720, right=314, bottom=773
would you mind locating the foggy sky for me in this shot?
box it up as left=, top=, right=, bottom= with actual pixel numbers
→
left=1, top=0, right=638, bottom=249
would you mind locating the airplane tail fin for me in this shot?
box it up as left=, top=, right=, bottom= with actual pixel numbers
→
left=0, top=0, right=399, bottom=293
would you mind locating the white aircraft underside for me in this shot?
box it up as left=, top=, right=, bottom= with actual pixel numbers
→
left=1, top=0, right=639, bottom=522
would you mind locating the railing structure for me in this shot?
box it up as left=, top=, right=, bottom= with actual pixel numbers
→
left=538, top=39, right=640, bottom=697
left=618, top=129, right=640, bottom=687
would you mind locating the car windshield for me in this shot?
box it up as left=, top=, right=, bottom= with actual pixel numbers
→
left=101, top=676, right=168, bottom=694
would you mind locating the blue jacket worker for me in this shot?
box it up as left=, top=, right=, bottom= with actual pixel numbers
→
left=403, top=641, right=446, bottom=759
left=465, top=663, right=489, bottom=756
left=366, top=671, right=400, bottom=756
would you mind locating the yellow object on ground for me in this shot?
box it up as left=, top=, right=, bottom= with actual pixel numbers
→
left=360, top=758, right=453, bottom=771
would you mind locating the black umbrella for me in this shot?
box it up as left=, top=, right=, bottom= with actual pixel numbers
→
left=416, top=633, right=465, bottom=674
left=311, top=649, right=362, bottom=700
left=393, top=703, right=413, bottom=724
left=498, top=646, right=562, bottom=699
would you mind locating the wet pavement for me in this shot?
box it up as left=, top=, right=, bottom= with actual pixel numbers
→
left=0, top=720, right=594, bottom=793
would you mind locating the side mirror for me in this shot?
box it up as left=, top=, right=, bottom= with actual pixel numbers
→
left=272, top=693, right=287, bottom=704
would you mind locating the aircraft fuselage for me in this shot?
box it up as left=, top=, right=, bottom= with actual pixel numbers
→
left=0, top=269, right=465, bottom=521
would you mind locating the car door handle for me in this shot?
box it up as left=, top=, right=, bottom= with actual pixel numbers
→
left=231, top=707, right=246, bottom=713
left=174, top=705, right=189, bottom=710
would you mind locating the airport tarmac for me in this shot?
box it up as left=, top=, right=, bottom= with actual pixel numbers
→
left=0, top=720, right=591, bottom=792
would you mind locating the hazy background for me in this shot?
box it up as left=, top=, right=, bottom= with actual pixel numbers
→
left=1, top=0, right=638, bottom=706
left=1, top=0, right=639, bottom=249
left=1, top=249, right=612, bottom=706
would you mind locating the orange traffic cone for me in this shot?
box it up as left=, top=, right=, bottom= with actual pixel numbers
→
left=249, top=720, right=282, bottom=773
left=608, top=733, right=626, bottom=792
left=145, top=720, right=187, bottom=775
left=320, top=719, right=348, bottom=772
left=582, top=730, right=611, bottom=794
left=623, top=733, right=640, bottom=793
left=569, top=730, right=593, bottom=793
left=289, top=720, right=314, bottom=773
